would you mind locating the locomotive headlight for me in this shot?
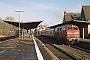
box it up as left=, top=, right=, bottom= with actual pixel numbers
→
left=76, top=35, right=78, bottom=37
left=67, top=32, right=72, bottom=34
left=74, top=32, right=79, bottom=34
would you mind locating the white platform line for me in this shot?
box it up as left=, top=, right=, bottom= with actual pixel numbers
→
left=32, top=35, right=44, bottom=60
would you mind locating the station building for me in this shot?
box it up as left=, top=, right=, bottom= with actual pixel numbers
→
left=63, top=6, right=90, bottom=38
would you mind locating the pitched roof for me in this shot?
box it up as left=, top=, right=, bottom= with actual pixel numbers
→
left=71, top=13, right=80, bottom=20
left=82, top=6, right=90, bottom=21
left=64, top=14, right=72, bottom=21
left=63, top=12, right=80, bottom=23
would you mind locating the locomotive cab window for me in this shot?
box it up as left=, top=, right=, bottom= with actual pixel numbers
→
left=73, top=27, right=78, bottom=30
left=68, top=27, right=72, bottom=30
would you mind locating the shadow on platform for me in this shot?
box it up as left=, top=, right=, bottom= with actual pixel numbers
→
left=0, top=36, right=17, bottom=41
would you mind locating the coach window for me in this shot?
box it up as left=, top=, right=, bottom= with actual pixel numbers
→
left=63, top=27, right=65, bottom=30
left=62, top=27, right=64, bottom=30
left=60, top=28, right=62, bottom=30
left=57, top=28, right=59, bottom=31
left=55, top=28, right=57, bottom=31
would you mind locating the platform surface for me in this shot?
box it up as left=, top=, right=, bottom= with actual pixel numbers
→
left=0, top=36, right=53, bottom=60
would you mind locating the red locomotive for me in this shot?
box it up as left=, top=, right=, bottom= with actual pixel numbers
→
left=41, top=24, right=80, bottom=44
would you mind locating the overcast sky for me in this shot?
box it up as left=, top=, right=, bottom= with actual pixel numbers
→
left=0, top=0, right=90, bottom=26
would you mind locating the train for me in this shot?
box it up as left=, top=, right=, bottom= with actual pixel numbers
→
left=40, top=24, right=80, bottom=44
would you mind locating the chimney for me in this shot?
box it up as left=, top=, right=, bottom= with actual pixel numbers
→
left=64, top=11, right=67, bottom=16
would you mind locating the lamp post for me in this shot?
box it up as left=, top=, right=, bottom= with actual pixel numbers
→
left=15, top=10, right=24, bottom=42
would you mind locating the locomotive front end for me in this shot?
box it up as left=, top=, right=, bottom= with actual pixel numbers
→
left=66, top=25, right=80, bottom=44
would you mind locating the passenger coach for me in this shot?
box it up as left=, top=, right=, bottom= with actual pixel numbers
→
left=41, top=24, right=80, bottom=44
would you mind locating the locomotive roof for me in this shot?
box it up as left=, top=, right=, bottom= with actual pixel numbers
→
left=3, top=20, right=42, bottom=29
left=49, top=20, right=90, bottom=28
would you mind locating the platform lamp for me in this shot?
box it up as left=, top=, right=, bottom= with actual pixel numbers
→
left=15, top=10, right=24, bottom=43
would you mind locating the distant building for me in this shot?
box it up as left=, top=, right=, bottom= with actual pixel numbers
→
left=39, top=24, right=49, bottom=31
left=38, top=24, right=49, bottom=35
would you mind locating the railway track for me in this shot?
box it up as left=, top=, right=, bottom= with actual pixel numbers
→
left=36, top=36, right=90, bottom=60
left=36, top=36, right=77, bottom=60
left=73, top=41, right=90, bottom=52
left=70, top=45, right=90, bottom=53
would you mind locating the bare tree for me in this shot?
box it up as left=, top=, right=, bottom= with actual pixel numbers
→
left=4, top=16, right=17, bottom=35
left=0, top=16, right=18, bottom=36
left=5, top=16, right=15, bottom=21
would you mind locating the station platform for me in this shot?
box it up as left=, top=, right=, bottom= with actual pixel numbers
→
left=80, top=38, right=90, bottom=43
left=0, top=36, right=56, bottom=60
